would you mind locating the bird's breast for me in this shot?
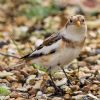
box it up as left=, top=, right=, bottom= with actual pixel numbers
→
left=58, top=46, right=81, bottom=66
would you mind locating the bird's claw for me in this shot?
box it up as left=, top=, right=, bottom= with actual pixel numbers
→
left=47, top=80, right=65, bottom=96
left=53, top=86, right=65, bottom=96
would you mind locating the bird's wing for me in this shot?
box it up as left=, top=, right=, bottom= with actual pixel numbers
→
left=21, top=33, right=61, bottom=59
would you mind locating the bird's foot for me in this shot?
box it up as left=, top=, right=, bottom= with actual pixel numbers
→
left=53, top=86, right=65, bottom=96
left=47, top=80, right=65, bottom=96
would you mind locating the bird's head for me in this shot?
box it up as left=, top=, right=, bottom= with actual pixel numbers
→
left=67, top=15, right=86, bottom=28
left=63, top=15, right=87, bottom=41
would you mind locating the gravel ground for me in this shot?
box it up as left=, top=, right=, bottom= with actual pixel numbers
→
left=0, top=0, right=100, bottom=100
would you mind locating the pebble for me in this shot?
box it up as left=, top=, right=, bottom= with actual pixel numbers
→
left=10, top=91, right=22, bottom=98
left=36, top=91, right=47, bottom=100
left=63, top=86, right=72, bottom=94
left=26, top=75, right=36, bottom=85
left=64, top=94, right=71, bottom=100
left=6, top=75, right=17, bottom=82
left=33, top=80, right=43, bottom=89
left=82, top=85, right=90, bottom=93
left=89, top=31, right=97, bottom=38
left=70, top=85, right=80, bottom=91
left=72, top=94, right=85, bottom=100
left=90, top=84, right=98, bottom=91
left=85, top=56, right=97, bottom=64
left=16, top=87, right=27, bottom=92
left=52, top=97, right=64, bottom=100
left=55, top=78, right=67, bottom=86
left=0, top=96, right=9, bottom=100
left=87, top=93, right=99, bottom=100
left=73, top=91, right=83, bottom=95
left=16, top=97, right=25, bottom=100
left=0, top=71, right=13, bottom=78
left=28, top=87, right=36, bottom=96
left=36, top=91, right=43, bottom=96
left=78, top=61, right=87, bottom=67
left=46, top=86, right=55, bottom=94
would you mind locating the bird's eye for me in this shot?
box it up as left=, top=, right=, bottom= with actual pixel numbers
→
left=70, top=19, right=73, bottom=23
left=82, top=19, right=85, bottom=22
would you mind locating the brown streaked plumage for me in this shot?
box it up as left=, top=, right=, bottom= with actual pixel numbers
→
left=62, top=36, right=86, bottom=48
left=36, top=33, right=61, bottom=50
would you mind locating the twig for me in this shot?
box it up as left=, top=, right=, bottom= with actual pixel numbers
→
left=0, top=52, right=20, bottom=59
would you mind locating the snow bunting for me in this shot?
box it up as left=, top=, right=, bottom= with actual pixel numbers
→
left=22, top=15, right=87, bottom=94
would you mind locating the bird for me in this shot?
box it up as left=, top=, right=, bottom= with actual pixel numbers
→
left=21, top=15, right=87, bottom=95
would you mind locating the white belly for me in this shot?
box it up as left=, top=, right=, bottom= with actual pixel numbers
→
left=59, top=47, right=81, bottom=65
left=32, top=47, right=81, bottom=71
left=49, top=47, right=81, bottom=67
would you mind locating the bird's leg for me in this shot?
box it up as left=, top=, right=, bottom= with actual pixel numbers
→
left=77, top=65, right=80, bottom=80
left=47, top=67, right=64, bottom=96
left=78, top=65, right=80, bottom=73
left=60, top=65, right=72, bottom=86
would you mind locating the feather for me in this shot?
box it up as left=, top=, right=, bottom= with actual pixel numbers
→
left=21, top=33, right=61, bottom=59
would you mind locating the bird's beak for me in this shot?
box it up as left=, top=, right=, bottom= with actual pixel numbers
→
left=76, top=20, right=81, bottom=27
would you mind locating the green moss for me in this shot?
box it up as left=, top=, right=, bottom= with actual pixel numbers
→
left=0, top=86, right=10, bottom=96
left=32, top=63, right=47, bottom=72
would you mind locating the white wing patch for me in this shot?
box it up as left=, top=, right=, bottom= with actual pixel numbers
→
left=30, top=39, right=61, bottom=56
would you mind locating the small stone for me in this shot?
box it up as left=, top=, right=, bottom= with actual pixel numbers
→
left=27, top=67, right=38, bottom=75
left=87, top=93, right=99, bottom=100
left=72, top=95, right=85, bottom=100
left=26, top=75, right=36, bottom=85
left=10, top=91, right=22, bottom=98
left=28, top=87, right=36, bottom=96
left=6, top=75, right=17, bottom=82
left=55, top=78, right=67, bottom=86
left=97, top=90, right=100, bottom=95
left=70, top=85, right=80, bottom=91
left=54, top=0, right=68, bottom=8
left=53, top=71, right=65, bottom=79
left=79, top=66, right=90, bottom=73
left=90, top=84, right=98, bottom=91
left=52, top=97, right=64, bottom=100
left=33, top=80, right=43, bottom=89
left=29, top=95, right=35, bottom=100
left=93, top=80, right=100, bottom=84
left=16, top=97, right=25, bottom=100
left=11, top=82, right=22, bottom=90
left=89, top=31, right=97, bottom=38
left=14, top=71, right=25, bottom=82
left=20, top=93, right=29, bottom=99
left=78, top=61, right=87, bottom=67
left=73, top=91, right=83, bottom=95
left=85, top=56, right=97, bottom=64
left=0, top=96, right=9, bottom=100
left=0, top=71, right=13, bottom=78
left=20, top=69, right=29, bottom=77
left=15, top=16, right=28, bottom=26
left=63, top=86, right=72, bottom=94
left=16, top=87, right=27, bottom=92
left=36, top=91, right=43, bottom=97
left=45, top=86, right=55, bottom=94
left=36, top=91, right=47, bottom=100
left=64, top=94, right=71, bottom=100
left=82, top=85, right=90, bottom=93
